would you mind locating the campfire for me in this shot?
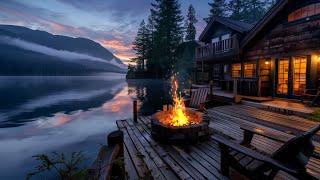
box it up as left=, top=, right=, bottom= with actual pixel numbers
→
left=155, top=75, right=202, bottom=127
left=151, top=75, right=209, bottom=144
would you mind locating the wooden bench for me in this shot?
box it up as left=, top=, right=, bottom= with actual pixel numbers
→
left=213, top=123, right=320, bottom=179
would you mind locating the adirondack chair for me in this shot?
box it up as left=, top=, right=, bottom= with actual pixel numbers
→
left=184, top=87, right=210, bottom=110
left=213, top=124, right=320, bottom=180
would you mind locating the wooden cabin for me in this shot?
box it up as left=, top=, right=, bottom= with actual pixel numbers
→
left=195, top=17, right=253, bottom=91
left=195, top=0, right=320, bottom=99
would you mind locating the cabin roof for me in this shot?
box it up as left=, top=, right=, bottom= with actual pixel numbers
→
left=241, top=0, right=289, bottom=48
left=199, top=16, right=254, bottom=42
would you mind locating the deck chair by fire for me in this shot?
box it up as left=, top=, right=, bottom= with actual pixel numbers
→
left=213, top=124, right=320, bottom=180
left=184, top=88, right=210, bottom=110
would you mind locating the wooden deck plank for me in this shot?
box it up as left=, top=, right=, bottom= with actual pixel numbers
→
left=136, top=117, right=208, bottom=180
left=124, top=121, right=179, bottom=180
left=116, top=120, right=150, bottom=179
left=121, top=121, right=167, bottom=180
left=134, top=123, right=194, bottom=180
left=124, top=144, right=139, bottom=180
left=115, top=103, right=320, bottom=180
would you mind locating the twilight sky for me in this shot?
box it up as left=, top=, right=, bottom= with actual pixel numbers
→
left=0, top=0, right=210, bottom=63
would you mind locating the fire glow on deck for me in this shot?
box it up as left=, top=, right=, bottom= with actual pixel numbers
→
left=151, top=75, right=210, bottom=144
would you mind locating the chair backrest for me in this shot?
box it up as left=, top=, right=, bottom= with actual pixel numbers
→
left=272, top=124, right=320, bottom=171
left=189, top=88, right=209, bottom=108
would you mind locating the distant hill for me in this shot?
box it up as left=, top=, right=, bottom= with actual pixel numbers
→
left=0, top=25, right=127, bottom=75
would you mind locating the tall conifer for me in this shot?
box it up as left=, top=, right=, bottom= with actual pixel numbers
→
left=185, top=5, right=197, bottom=41
left=204, top=0, right=226, bottom=23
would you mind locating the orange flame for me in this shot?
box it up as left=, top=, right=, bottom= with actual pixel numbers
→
left=169, top=75, right=189, bottom=126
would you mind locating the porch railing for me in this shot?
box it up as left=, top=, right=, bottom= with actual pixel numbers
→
left=235, top=78, right=260, bottom=96
left=195, top=35, right=239, bottom=61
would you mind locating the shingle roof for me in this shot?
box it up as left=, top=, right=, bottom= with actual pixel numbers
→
left=199, top=16, right=254, bottom=42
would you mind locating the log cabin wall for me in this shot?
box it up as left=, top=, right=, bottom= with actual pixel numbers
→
left=242, top=0, right=320, bottom=98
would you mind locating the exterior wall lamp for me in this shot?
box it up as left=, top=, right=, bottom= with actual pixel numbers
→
left=265, top=60, right=270, bottom=65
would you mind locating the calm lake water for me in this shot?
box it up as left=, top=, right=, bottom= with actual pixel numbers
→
left=0, top=73, right=172, bottom=179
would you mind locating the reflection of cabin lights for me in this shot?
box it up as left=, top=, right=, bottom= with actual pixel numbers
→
left=265, top=60, right=270, bottom=65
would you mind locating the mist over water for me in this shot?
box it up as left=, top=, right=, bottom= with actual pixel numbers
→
left=0, top=73, right=171, bottom=179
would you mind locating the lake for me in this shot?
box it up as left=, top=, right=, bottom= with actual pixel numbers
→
left=0, top=73, right=172, bottom=179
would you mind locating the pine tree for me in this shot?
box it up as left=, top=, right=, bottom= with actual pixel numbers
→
left=145, top=10, right=157, bottom=73
left=242, top=0, right=266, bottom=23
left=204, top=0, right=226, bottom=23
left=228, top=0, right=245, bottom=21
left=184, top=5, right=197, bottom=41
left=152, top=0, right=184, bottom=78
left=132, top=20, right=149, bottom=71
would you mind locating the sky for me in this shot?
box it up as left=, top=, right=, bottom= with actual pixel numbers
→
left=0, top=0, right=210, bottom=64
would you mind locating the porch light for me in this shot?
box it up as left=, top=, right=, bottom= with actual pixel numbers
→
left=265, top=60, right=270, bottom=65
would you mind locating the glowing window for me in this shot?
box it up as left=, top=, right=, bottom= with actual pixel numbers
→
left=277, top=59, right=289, bottom=95
left=293, top=57, right=307, bottom=96
left=232, top=63, right=241, bottom=78
left=244, top=63, right=256, bottom=78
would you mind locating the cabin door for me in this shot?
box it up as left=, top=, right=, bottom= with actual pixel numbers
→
left=293, top=56, right=307, bottom=96
left=277, top=59, right=289, bottom=95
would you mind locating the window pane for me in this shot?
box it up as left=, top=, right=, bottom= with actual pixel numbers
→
left=232, top=63, right=241, bottom=78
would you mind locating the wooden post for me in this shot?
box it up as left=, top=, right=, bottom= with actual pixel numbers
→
left=189, top=79, right=193, bottom=97
left=210, top=80, right=213, bottom=100
left=133, top=100, right=137, bottom=123
left=233, top=79, right=238, bottom=97
left=108, top=130, right=124, bottom=147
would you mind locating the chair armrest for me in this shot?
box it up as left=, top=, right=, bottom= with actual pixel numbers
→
left=212, top=135, right=299, bottom=175
left=240, top=123, right=294, bottom=144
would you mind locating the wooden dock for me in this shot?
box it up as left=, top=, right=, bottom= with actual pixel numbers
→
left=116, top=105, right=320, bottom=180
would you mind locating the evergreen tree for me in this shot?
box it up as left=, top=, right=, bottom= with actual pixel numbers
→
left=132, top=20, right=149, bottom=71
left=184, top=5, right=197, bottom=41
left=228, top=0, right=245, bottom=21
left=204, top=0, right=226, bottom=23
left=145, top=10, right=157, bottom=73
left=243, top=0, right=266, bottom=23
left=152, top=0, right=184, bottom=78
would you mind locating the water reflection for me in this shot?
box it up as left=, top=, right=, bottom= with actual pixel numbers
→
left=0, top=74, right=171, bottom=179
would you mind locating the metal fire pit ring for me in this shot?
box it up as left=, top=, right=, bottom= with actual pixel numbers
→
left=151, top=109, right=210, bottom=144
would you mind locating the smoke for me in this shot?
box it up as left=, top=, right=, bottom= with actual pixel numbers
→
left=0, top=36, right=126, bottom=69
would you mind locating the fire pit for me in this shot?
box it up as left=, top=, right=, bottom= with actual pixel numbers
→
left=151, top=75, right=210, bottom=144
left=151, top=108, right=210, bottom=144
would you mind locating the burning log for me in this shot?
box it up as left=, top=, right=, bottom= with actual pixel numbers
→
left=151, top=75, right=210, bottom=144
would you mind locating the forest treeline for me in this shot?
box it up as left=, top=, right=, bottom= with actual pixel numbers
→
left=127, top=0, right=277, bottom=79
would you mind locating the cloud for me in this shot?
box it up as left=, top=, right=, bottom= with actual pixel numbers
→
left=0, top=36, right=126, bottom=69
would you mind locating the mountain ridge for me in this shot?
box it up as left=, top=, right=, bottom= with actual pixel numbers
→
left=0, top=24, right=126, bottom=75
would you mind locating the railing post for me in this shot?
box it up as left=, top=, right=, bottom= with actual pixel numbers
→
left=133, top=100, right=137, bottom=123
left=210, top=80, right=214, bottom=100
left=233, top=79, right=238, bottom=97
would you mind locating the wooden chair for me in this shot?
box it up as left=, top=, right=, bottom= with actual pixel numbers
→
left=184, top=88, right=210, bottom=110
left=213, top=123, right=320, bottom=180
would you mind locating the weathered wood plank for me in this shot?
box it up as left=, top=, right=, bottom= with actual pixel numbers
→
left=116, top=120, right=150, bottom=178
left=136, top=117, right=205, bottom=180
left=124, top=121, right=178, bottom=180
left=134, top=123, right=193, bottom=180
left=124, top=144, right=139, bottom=180
left=122, top=121, right=166, bottom=180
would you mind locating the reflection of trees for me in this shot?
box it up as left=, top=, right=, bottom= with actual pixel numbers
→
left=127, top=79, right=172, bottom=115
left=0, top=78, right=125, bottom=128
